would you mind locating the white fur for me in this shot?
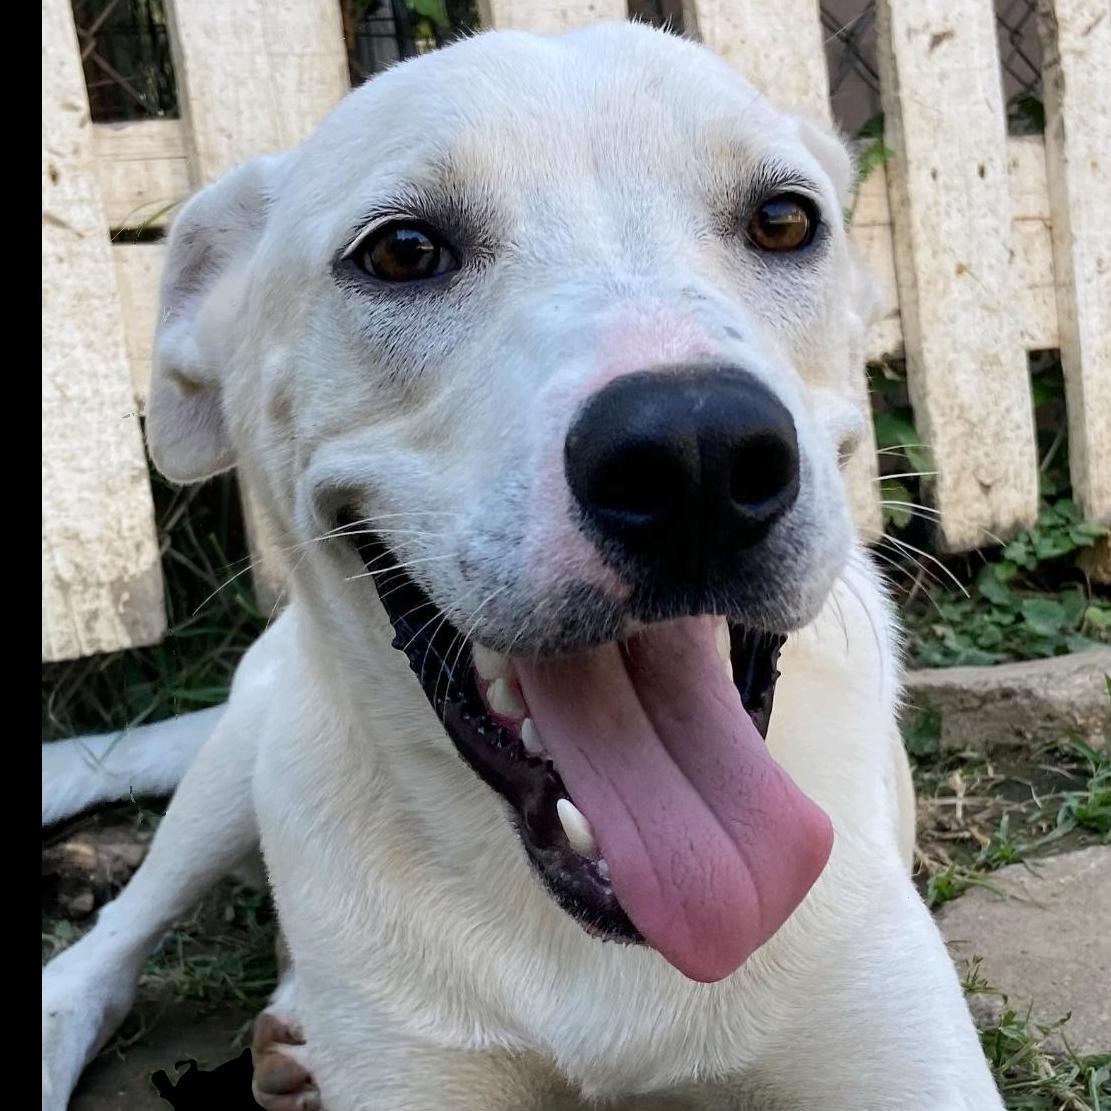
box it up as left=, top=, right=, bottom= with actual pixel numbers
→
left=42, top=23, right=1001, bottom=1110
left=41, top=706, right=222, bottom=826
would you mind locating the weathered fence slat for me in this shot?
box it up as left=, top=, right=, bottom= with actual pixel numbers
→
left=42, top=0, right=165, bottom=661
left=93, top=120, right=191, bottom=230
left=41, top=1, right=1111, bottom=663
left=877, top=0, right=1040, bottom=551
left=165, top=0, right=350, bottom=183
left=851, top=166, right=903, bottom=362
left=1007, top=136, right=1059, bottom=352
left=689, top=0, right=832, bottom=118
left=1037, top=0, right=1111, bottom=523
left=163, top=0, right=352, bottom=604
left=480, top=0, right=626, bottom=33
left=113, top=242, right=166, bottom=402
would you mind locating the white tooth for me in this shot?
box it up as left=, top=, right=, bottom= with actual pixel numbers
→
left=521, top=717, right=544, bottom=756
left=596, top=858, right=611, bottom=880
left=715, top=619, right=730, bottom=663
left=557, top=798, right=600, bottom=860
left=473, top=644, right=510, bottom=682
left=488, top=677, right=526, bottom=720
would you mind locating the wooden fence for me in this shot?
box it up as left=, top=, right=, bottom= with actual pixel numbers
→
left=41, top=0, right=1110, bottom=661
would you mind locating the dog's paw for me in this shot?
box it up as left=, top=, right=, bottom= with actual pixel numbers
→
left=42, top=940, right=138, bottom=1111
left=251, top=1005, right=321, bottom=1111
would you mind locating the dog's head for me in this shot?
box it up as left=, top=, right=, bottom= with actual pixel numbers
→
left=149, top=23, right=878, bottom=984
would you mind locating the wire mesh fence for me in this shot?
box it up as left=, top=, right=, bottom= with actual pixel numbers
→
left=821, top=0, right=1045, bottom=136
left=70, top=0, right=177, bottom=122
left=68, top=0, right=1047, bottom=134
left=343, top=0, right=479, bottom=86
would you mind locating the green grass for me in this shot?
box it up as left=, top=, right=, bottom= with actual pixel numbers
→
left=138, top=883, right=279, bottom=1009
left=964, top=960, right=1111, bottom=1110
left=913, top=738, right=1110, bottom=910
left=913, top=730, right=1111, bottom=1107
left=41, top=467, right=266, bottom=741
left=43, top=875, right=279, bottom=1020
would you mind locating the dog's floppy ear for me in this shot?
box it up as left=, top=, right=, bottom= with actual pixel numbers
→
left=147, top=154, right=288, bottom=483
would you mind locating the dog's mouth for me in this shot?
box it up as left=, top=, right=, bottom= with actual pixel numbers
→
left=354, top=532, right=833, bottom=983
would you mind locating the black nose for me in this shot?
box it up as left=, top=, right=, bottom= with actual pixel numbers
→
left=564, top=367, right=799, bottom=585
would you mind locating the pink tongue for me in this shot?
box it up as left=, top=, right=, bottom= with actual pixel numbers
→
left=515, top=617, right=832, bottom=983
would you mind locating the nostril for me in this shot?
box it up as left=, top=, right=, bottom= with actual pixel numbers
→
left=730, top=433, right=798, bottom=510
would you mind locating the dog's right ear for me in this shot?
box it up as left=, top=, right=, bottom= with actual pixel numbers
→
left=147, top=154, right=288, bottom=483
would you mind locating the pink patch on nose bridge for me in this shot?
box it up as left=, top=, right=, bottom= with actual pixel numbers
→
left=581, top=305, right=721, bottom=400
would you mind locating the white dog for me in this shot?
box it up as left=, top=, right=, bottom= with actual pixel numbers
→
left=42, top=22, right=1004, bottom=1110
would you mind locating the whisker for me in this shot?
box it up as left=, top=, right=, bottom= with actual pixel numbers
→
left=191, top=560, right=261, bottom=618
left=344, top=554, right=456, bottom=583
left=878, top=503, right=949, bottom=531
left=824, top=588, right=850, bottom=652
left=419, top=608, right=458, bottom=693
left=880, top=534, right=969, bottom=597
left=875, top=444, right=931, bottom=455
left=874, top=539, right=952, bottom=595
left=294, top=527, right=454, bottom=551
left=840, top=555, right=885, bottom=682
left=437, top=584, right=510, bottom=711
left=879, top=499, right=940, bottom=516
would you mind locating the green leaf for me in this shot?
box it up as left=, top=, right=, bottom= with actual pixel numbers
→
left=880, top=479, right=914, bottom=529
left=1059, top=588, right=1088, bottom=624
left=1071, top=520, right=1109, bottom=545
left=1018, top=597, right=1069, bottom=637
left=1002, top=538, right=1036, bottom=571
left=902, top=707, right=941, bottom=757
left=873, top=411, right=918, bottom=451
left=871, top=409, right=931, bottom=474
left=976, top=564, right=1013, bottom=606
left=1083, top=604, right=1111, bottom=631
left=405, top=0, right=449, bottom=26
left=1033, top=530, right=1079, bottom=561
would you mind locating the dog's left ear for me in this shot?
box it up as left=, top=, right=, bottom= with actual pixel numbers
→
left=147, top=153, right=289, bottom=483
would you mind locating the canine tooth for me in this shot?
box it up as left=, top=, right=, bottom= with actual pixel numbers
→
left=596, top=858, right=611, bottom=880
left=521, top=718, right=544, bottom=756
left=488, top=677, right=526, bottom=720
left=716, top=620, right=733, bottom=679
left=557, top=799, right=600, bottom=860
left=715, top=619, right=730, bottom=663
left=473, top=644, right=510, bottom=682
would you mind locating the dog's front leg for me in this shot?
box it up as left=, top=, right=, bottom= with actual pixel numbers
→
left=41, top=695, right=260, bottom=1111
left=728, top=870, right=1003, bottom=1111
left=308, top=1031, right=580, bottom=1111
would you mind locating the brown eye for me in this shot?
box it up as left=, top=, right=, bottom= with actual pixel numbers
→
left=746, top=194, right=818, bottom=252
left=356, top=221, right=458, bottom=282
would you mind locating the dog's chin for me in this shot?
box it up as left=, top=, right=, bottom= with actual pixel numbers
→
left=345, top=527, right=835, bottom=982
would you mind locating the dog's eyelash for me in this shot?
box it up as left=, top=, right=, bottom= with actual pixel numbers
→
left=341, top=214, right=416, bottom=259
